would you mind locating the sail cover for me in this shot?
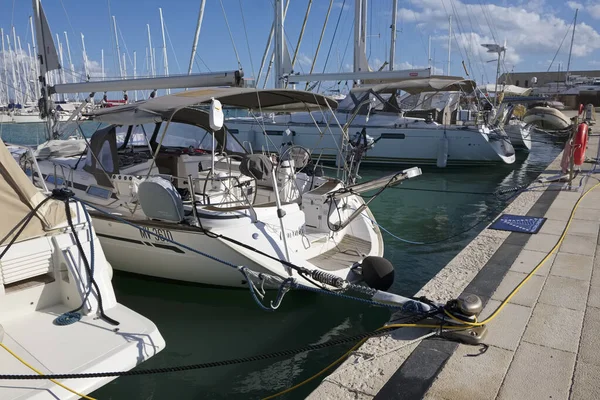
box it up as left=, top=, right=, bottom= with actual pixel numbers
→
left=0, top=141, right=66, bottom=245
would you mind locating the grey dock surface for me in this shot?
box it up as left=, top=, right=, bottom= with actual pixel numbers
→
left=309, top=125, right=600, bottom=399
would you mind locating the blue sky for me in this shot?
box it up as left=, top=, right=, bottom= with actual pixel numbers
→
left=1, top=0, right=599, bottom=91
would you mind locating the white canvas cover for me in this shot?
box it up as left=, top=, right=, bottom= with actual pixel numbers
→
left=0, top=141, right=66, bottom=244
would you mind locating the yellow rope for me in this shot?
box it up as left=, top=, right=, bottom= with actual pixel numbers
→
left=261, top=323, right=466, bottom=400
left=264, top=180, right=600, bottom=399
left=444, top=180, right=600, bottom=327
left=0, top=342, right=97, bottom=400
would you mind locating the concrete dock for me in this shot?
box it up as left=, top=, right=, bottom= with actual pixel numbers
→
left=309, top=129, right=600, bottom=399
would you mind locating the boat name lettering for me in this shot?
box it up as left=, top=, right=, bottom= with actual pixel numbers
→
left=139, top=228, right=174, bottom=242
left=280, top=228, right=304, bottom=240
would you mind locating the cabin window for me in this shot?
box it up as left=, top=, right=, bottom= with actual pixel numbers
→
left=524, top=80, right=529, bottom=87
left=265, top=130, right=296, bottom=136
left=87, top=185, right=112, bottom=199
left=229, top=129, right=239, bottom=134
left=379, top=133, right=406, bottom=139
left=46, top=175, right=65, bottom=186
left=515, top=80, right=520, bottom=87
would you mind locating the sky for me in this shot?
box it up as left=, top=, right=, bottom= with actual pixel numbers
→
left=0, top=0, right=599, bottom=95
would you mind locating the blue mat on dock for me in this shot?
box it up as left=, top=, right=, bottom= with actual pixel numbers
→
left=489, top=214, right=547, bottom=234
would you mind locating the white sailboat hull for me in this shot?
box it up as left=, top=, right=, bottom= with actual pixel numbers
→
left=505, top=122, right=532, bottom=151
left=227, top=117, right=515, bottom=166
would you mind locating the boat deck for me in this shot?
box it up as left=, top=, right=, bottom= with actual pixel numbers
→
left=308, top=234, right=371, bottom=271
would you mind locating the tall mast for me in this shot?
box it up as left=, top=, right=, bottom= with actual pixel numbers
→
left=112, top=16, right=123, bottom=78
left=81, top=33, right=89, bottom=80
left=12, top=27, right=23, bottom=104
left=147, top=24, right=155, bottom=77
left=258, top=0, right=289, bottom=88
left=56, top=34, right=67, bottom=101
left=133, top=51, right=137, bottom=101
left=447, top=15, right=452, bottom=76
left=188, top=0, right=206, bottom=75
left=1, top=30, right=8, bottom=103
left=29, top=16, right=40, bottom=99
left=428, top=35, right=432, bottom=69
left=122, top=53, right=127, bottom=78
left=26, top=42, right=34, bottom=102
left=159, top=8, right=170, bottom=94
left=64, top=32, right=75, bottom=84
left=7, top=36, right=18, bottom=104
left=354, top=0, right=368, bottom=73
left=389, top=0, right=397, bottom=71
left=565, top=8, right=578, bottom=84
left=273, top=0, right=284, bottom=88
left=17, top=36, right=31, bottom=102
left=101, top=49, right=104, bottom=80
left=291, top=0, right=312, bottom=68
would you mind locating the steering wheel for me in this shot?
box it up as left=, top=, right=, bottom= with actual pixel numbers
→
left=278, top=145, right=311, bottom=174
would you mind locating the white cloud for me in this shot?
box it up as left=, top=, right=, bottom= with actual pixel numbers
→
left=86, top=60, right=106, bottom=79
left=295, top=53, right=312, bottom=68
left=565, top=1, right=600, bottom=19
left=589, top=3, right=600, bottom=19
left=398, top=0, right=600, bottom=64
left=333, top=1, right=351, bottom=11
left=567, top=1, right=583, bottom=10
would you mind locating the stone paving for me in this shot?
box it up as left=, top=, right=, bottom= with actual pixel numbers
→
left=309, top=132, right=600, bottom=400
left=423, top=135, right=600, bottom=400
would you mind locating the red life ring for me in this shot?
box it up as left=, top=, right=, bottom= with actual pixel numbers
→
left=573, top=123, right=588, bottom=166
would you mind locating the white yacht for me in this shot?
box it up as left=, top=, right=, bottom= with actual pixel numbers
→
left=226, top=78, right=516, bottom=167
left=0, top=140, right=164, bottom=399
left=13, top=87, right=417, bottom=290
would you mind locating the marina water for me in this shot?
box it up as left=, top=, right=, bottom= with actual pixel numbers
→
left=1, top=123, right=562, bottom=399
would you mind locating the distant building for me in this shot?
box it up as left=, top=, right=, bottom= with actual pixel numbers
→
left=498, top=70, right=600, bottom=108
left=498, top=70, right=600, bottom=88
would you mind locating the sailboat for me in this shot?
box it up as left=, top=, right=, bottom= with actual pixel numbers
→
left=15, top=87, right=420, bottom=289
left=226, top=0, right=516, bottom=167
left=0, top=135, right=164, bottom=399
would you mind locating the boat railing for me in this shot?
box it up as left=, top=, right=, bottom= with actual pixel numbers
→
left=169, top=173, right=257, bottom=220
left=11, top=144, right=50, bottom=193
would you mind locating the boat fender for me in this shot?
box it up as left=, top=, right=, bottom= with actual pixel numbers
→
left=574, top=123, right=588, bottom=166
left=361, top=256, right=395, bottom=291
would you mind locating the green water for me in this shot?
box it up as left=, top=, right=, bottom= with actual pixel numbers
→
left=1, top=123, right=563, bottom=399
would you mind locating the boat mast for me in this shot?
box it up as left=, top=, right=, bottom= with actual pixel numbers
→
left=307, top=0, right=332, bottom=81
left=273, top=0, right=284, bottom=88
left=259, top=0, right=289, bottom=88
left=64, top=32, right=76, bottom=84
left=133, top=50, right=137, bottom=100
left=101, top=49, right=104, bottom=80
left=12, top=28, right=23, bottom=104
left=159, top=8, right=170, bottom=94
left=29, top=16, right=40, bottom=100
left=1, top=30, right=8, bottom=104
left=81, top=33, right=89, bottom=80
left=55, top=34, right=67, bottom=101
left=447, top=15, right=451, bottom=76
left=428, top=35, right=432, bottom=69
left=565, top=8, right=578, bottom=84
left=112, top=16, right=123, bottom=78
left=7, top=36, right=19, bottom=105
left=291, top=0, right=312, bottom=68
left=187, top=0, right=206, bottom=75
left=389, top=0, right=397, bottom=70
left=147, top=24, right=155, bottom=78
left=17, top=36, right=31, bottom=103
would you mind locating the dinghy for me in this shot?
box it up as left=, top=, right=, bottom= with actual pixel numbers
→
left=524, top=106, right=571, bottom=131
